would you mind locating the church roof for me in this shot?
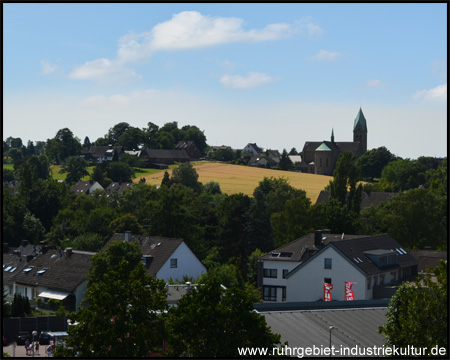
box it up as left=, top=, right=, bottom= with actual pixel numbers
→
left=315, top=143, right=332, bottom=151
left=353, top=108, right=368, bottom=131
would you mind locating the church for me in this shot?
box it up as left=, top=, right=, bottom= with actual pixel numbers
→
left=299, top=108, right=368, bottom=175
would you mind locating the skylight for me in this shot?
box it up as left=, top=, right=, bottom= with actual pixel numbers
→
left=10, top=267, right=17, bottom=272
left=4, top=266, right=12, bottom=272
left=23, top=266, right=35, bottom=274
left=37, top=267, right=49, bottom=275
left=399, top=248, right=407, bottom=254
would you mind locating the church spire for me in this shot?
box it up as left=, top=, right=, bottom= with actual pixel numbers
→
left=331, top=128, right=335, bottom=143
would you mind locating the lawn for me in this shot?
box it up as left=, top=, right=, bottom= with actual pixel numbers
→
left=137, top=162, right=333, bottom=202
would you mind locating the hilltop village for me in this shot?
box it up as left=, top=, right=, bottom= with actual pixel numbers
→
left=3, top=108, right=447, bottom=357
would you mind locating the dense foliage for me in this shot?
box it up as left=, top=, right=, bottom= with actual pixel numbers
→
left=379, top=261, right=447, bottom=352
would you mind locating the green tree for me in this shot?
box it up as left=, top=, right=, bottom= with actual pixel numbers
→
left=166, top=273, right=281, bottom=357
left=379, top=261, right=447, bottom=352
left=278, top=148, right=293, bottom=170
left=67, top=233, right=105, bottom=252
left=117, top=126, right=144, bottom=150
left=106, top=162, right=134, bottom=182
left=378, top=159, right=427, bottom=192
left=59, top=156, right=89, bottom=185
left=180, top=124, right=208, bottom=155
left=65, top=242, right=168, bottom=357
left=203, top=181, right=222, bottom=195
left=171, top=162, right=202, bottom=193
left=11, top=293, right=32, bottom=317
left=356, top=146, right=398, bottom=181
left=328, top=151, right=363, bottom=213
left=45, top=128, right=82, bottom=164
left=142, top=122, right=160, bottom=149
left=106, top=122, right=130, bottom=144
left=109, top=213, right=144, bottom=235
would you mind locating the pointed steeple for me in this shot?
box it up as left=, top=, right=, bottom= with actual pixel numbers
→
left=353, top=107, right=368, bottom=132
left=331, top=128, right=335, bottom=143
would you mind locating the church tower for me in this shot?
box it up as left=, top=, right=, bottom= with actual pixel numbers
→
left=353, top=108, right=368, bottom=153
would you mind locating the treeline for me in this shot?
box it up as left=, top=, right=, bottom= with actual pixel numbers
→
left=3, top=121, right=207, bottom=165
left=3, top=149, right=447, bottom=285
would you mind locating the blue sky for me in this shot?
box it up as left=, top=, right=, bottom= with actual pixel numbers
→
left=3, top=3, right=447, bottom=159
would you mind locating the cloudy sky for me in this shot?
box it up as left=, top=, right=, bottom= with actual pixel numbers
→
left=3, top=3, right=447, bottom=159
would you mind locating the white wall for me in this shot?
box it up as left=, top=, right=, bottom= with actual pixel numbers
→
left=286, top=246, right=368, bottom=302
left=262, top=260, right=299, bottom=302
left=156, top=242, right=206, bottom=283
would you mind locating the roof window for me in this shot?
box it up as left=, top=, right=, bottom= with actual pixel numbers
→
left=37, top=267, right=49, bottom=275
left=23, top=266, right=35, bottom=274
left=4, top=266, right=12, bottom=272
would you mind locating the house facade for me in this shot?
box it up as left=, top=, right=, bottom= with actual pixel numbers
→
left=103, top=233, right=207, bottom=283
left=139, top=149, right=190, bottom=167
left=82, top=145, right=124, bottom=163
left=176, top=141, right=201, bottom=160
left=258, top=231, right=418, bottom=303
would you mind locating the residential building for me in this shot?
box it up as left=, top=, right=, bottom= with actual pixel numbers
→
left=82, top=145, right=124, bottom=163
left=105, top=181, right=134, bottom=196
left=139, top=149, right=190, bottom=167
left=258, top=231, right=418, bottom=303
left=6, top=247, right=94, bottom=312
left=102, top=232, right=207, bottom=282
left=70, top=180, right=104, bottom=195
left=175, top=141, right=201, bottom=160
left=242, top=143, right=263, bottom=155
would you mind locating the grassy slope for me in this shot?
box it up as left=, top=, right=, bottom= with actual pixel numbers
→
left=136, top=162, right=332, bottom=202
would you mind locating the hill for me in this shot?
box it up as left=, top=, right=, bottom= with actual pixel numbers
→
left=135, top=162, right=333, bottom=202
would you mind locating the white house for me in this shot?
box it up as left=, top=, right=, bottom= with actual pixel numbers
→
left=242, top=143, right=263, bottom=155
left=258, top=231, right=418, bottom=303
left=70, top=180, right=104, bottom=195
left=104, top=232, right=207, bottom=283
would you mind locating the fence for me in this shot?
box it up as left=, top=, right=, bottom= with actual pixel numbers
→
left=3, top=315, right=68, bottom=341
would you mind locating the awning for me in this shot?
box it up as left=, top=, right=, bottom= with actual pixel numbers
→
left=38, top=289, right=70, bottom=300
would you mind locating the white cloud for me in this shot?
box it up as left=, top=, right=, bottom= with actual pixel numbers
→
left=67, top=11, right=321, bottom=84
left=40, top=60, right=59, bottom=74
left=414, top=83, right=447, bottom=102
left=364, top=79, right=390, bottom=88
left=220, top=72, right=278, bottom=89
left=309, top=49, right=342, bottom=61
left=67, top=58, right=141, bottom=85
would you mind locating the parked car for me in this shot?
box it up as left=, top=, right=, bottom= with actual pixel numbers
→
left=16, top=331, right=29, bottom=345
left=38, top=331, right=51, bottom=345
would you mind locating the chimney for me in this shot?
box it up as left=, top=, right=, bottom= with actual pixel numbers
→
left=25, top=254, right=33, bottom=262
left=3, top=243, right=9, bottom=253
left=124, top=231, right=132, bottom=242
left=185, top=282, right=191, bottom=291
left=314, top=230, right=322, bottom=248
left=65, top=247, right=73, bottom=256
left=21, top=240, right=29, bottom=248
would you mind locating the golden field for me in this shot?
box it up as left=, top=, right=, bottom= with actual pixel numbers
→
left=135, top=162, right=333, bottom=202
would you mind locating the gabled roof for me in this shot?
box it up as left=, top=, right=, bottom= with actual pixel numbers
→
left=175, top=141, right=196, bottom=150
left=409, top=249, right=447, bottom=273
left=105, top=182, right=134, bottom=194
left=82, top=146, right=123, bottom=158
left=353, top=108, right=368, bottom=132
left=103, top=233, right=184, bottom=277
left=331, top=234, right=417, bottom=276
left=70, top=180, right=103, bottom=194
left=316, top=190, right=399, bottom=207
left=274, top=233, right=417, bottom=278
left=244, top=143, right=263, bottom=153
left=9, top=249, right=94, bottom=293
left=259, top=232, right=367, bottom=262
left=143, top=149, right=190, bottom=160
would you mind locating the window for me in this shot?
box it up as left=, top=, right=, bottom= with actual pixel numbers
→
left=282, top=269, right=289, bottom=278
left=282, top=287, right=286, bottom=302
left=380, top=274, right=385, bottom=285
left=263, top=286, right=277, bottom=301
left=170, top=258, right=177, bottom=268
left=263, top=268, right=277, bottom=278
left=324, top=278, right=332, bottom=284
left=326, top=158, right=329, bottom=167
left=367, top=277, right=372, bottom=290
left=390, top=271, right=396, bottom=282
left=324, top=258, right=332, bottom=269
